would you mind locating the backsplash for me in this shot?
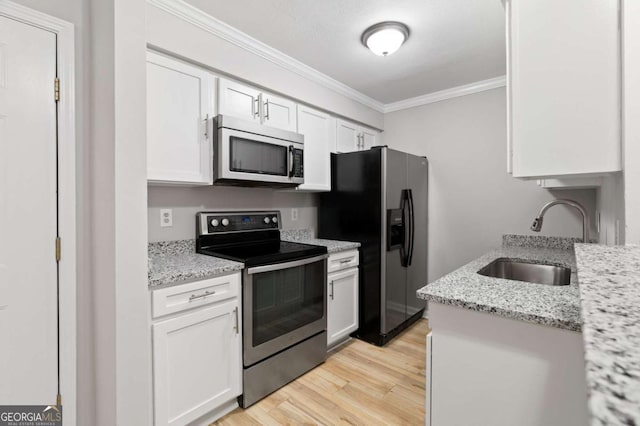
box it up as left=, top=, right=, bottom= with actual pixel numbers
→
left=148, top=186, right=318, bottom=242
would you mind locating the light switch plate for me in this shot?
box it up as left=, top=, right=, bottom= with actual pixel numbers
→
left=160, top=209, right=173, bottom=227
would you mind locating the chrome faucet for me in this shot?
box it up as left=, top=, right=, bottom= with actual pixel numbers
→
left=531, top=199, right=590, bottom=243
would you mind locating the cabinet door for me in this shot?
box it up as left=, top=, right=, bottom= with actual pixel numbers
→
left=509, top=0, right=620, bottom=178
left=147, top=51, right=215, bottom=184
left=153, top=301, right=241, bottom=426
left=327, top=267, right=359, bottom=348
left=296, top=105, right=335, bottom=191
left=335, top=119, right=360, bottom=153
left=262, top=92, right=297, bottom=131
left=218, top=78, right=261, bottom=122
left=361, top=128, right=378, bottom=150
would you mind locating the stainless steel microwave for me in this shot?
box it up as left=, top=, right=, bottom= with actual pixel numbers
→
left=212, top=115, right=304, bottom=187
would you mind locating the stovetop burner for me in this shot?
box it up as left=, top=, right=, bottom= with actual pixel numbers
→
left=195, top=211, right=327, bottom=267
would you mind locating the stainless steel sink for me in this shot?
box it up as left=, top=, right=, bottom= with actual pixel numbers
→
left=477, top=258, right=571, bottom=286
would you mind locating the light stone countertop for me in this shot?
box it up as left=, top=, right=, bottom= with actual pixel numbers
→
left=148, top=240, right=243, bottom=288
left=281, top=229, right=361, bottom=254
left=148, top=230, right=360, bottom=287
left=417, top=235, right=581, bottom=331
left=574, top=244, right=640, bottom=426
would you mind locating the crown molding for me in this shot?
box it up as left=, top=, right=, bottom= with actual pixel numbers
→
left=147, top=0, right=386, bottom=112
left=383, top=76, right=507, bottom=113
left=147, top=0, right=506, bottom=117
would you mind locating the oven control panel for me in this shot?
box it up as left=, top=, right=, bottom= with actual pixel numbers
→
left=197, top=211, right=281, bottom=235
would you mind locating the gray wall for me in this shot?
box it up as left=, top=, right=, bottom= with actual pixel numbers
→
left=148, top=186, right=318, bottom=242
left=384, top=87, right=597, bottom=282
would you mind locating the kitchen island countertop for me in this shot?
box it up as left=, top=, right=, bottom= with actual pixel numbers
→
left=417, top=235, right=582, bottom=331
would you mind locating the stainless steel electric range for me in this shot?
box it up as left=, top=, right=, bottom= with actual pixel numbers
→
left=196, top=211, right=328, bottom=408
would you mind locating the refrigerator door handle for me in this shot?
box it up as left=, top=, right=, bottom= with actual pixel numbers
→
left=407, top=189, right=415, bottom=266
left=401, top=189, right=411, bottom=267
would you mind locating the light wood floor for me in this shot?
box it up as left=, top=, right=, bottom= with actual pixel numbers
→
left=215, top=319, right=430, bottom=426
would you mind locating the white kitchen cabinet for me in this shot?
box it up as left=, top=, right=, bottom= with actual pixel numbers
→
left=218, top=78, right=297, bottom=131
left=296, top=105, right=335, bottom=191
left=506, top=0, right=621, bottom=178
left=327, top=249, right=359, bottom=348
left=427, top=302, right=588, bottom=426
left=335, top=118, right=379, bottom=153
left=151, top=273, right=242, bottom=426
left=147, top=51, right=215, bottom=185
left=218, top=78, right=261, bottom=122
left=262, top=92, right=297, bottom=131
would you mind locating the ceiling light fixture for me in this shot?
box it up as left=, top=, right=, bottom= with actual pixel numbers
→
left=361, top=21, right=410, bottom=57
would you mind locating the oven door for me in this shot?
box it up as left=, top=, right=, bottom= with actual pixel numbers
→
left=243, top=254, right=328, bottom=367
left=217, top=127, right=304, bottom=185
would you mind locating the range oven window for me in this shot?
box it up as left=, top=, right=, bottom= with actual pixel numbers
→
left=252, top=260, right=324, bottom=346
left=230, top=136, right=288, bottom=176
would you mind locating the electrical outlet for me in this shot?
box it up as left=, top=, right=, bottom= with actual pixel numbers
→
left=160, top=209, right=173, bottom=227
left=291, top=208, right=299, bottom=221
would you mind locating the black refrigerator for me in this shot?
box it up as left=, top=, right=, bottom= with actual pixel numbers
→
left=318, top=147, right=428, bottom=346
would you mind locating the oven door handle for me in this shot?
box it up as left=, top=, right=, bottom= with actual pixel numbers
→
left=247, top=254, right=329, bottom=275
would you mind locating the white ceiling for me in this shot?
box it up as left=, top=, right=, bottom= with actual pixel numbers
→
left=184, top=0, right=506, bottom=104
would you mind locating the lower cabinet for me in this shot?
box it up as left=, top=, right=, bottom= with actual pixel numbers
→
left=151, top=273, right=242, bottom=426
left=426, top=302, right=588, bottom=426
left=327, top=250, right=359, bottom=348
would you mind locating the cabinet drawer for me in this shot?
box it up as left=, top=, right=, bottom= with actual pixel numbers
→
left=151, top=272, right=240, bottom=318
left=327, top=249, right=359, bottom=273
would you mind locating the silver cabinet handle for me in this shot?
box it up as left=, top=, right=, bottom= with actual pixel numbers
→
left=203, top=113, right=209, bottom=139
left=264, top=99, right=270, bottom=120
left=339, top=259, right=351, bottom=264
left=253, top=97, right=260, bottom=118
left=329, top=280, right=334, bottom=300
left=233, top=306, right=239, bottom=334
left=188, top=290, right=215, bottom=302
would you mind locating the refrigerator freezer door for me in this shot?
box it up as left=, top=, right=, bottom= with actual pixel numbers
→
left=382, top=149, right=408, bottom=333
left=406, top=154, right=428, bottom=317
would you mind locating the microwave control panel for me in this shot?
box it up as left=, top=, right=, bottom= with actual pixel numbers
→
left=292, top=148, right=304, bottom=178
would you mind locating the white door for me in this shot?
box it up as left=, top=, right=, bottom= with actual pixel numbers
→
left=335, top=119, right=360, bottom=153
left=296, top=105, right=334, bottom=191
left=0, top=16, right=58, bottom=404
left=327, top=268, right=359, bottom=347
left=218, top=78, right=261, bottom=122
left=361, top=128, right=378, bottom=150
left=262, top=92, right=297, bottom=131
left=153, top=301, right=242, bottom=426
left=147, top=51, right=215, bottom=184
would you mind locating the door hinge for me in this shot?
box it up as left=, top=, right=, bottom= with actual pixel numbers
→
left=55, top=237, right=61, bottom=262
left=56, top=393, right=62, bottom=406
left=54, top=78, right=60, bottom=102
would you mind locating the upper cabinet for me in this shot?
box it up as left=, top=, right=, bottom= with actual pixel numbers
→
left=296, top=105, right=336, bottom=191
left=218, top=78, right=297, bottom=132
left=147, top=51, right=215, bottom=185
left=336, top=118, right=379, bottom=153
left=506, top=0, right=621, bottom=178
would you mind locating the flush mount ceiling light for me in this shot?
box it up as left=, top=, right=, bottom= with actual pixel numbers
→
left=361, top=21, right=410, bottom=57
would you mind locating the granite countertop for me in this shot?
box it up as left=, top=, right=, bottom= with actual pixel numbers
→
left=148, top=240, right=243, bottom=288
left=417, top=235, right=582, bottom=331
left=574, top=244, right=640, bottom=425
left=281, top=229, right=361, bottom=254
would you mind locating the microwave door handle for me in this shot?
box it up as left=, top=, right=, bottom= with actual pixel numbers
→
left=288, top=145, right=294, bottom=177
